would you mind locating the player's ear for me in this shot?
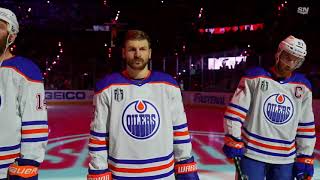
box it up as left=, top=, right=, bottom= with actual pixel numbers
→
left=148, top=48, right=152, bottom=59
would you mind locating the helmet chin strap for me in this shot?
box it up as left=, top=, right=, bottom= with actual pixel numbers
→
left=0, top=34, right=11, bottom=66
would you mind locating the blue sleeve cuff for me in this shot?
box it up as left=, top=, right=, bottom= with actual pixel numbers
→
left=88, top=169, right=110, bottom=175
left=15, top=158, right=40, bottom=167
left=176, top=156, right=195, bottom=164
left=297, top=154, right=313, bottom=159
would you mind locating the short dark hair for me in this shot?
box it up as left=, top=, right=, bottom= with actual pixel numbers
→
left=122, top=30, right=151, bottom=48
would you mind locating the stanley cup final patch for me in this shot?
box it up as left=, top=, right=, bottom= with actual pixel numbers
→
left=114, top=88, right=124, bottom=102
left=260, top=80, right=268, bottom=91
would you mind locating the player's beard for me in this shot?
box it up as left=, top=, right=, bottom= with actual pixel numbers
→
left=275, top=61, right=292, bottom=78
left=127, top=57, right=149, bottom=70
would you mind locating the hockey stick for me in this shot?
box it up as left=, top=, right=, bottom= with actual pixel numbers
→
left=234, top=157, right=248, bottom=180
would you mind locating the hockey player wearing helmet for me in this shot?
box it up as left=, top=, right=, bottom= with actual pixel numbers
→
left=274, top=35, right=307, bottom=78
left=222, top=35, right=315, bottom=180
left=0, top=7, right=18, bottom=61
left=0, top=7, right=48, bottom=180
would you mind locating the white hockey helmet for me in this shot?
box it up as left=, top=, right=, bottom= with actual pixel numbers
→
left=276, top=35, right=307, bottom=69
left=0, top=7, right=19, bottom=35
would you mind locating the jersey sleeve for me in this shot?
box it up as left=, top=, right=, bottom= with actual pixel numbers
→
left=19, top=76, right=48, bottom=163
left=170, top=86, right=193, bottom=162
left=296, top=89, right=316, bottom=156
left=224, top=77, right=253, bottom=139
left=88, top=91, right=110, bottom=173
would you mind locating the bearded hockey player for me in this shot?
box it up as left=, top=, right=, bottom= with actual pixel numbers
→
left=222, top=35, right=316, bottom=180
left=87, top=30, right=199, bottom=180
left=0, top=7, right=48, bottom=180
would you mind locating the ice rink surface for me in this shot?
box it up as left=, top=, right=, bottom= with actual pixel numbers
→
left=40, top=104, right=320, bottom=180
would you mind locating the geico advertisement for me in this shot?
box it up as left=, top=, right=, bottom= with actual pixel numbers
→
left=45, top=90, right=94, bottom=101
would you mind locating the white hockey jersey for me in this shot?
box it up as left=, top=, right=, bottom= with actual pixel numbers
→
left=224, top=67, right=316, bottom=164
left=0, top=56, right=48, bottom=178
left=88, top=71, right=193, bottom=179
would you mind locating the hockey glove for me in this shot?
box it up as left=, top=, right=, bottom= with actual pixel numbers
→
left=294, top=155, right=314, bottom=180
left=223, top=135, right=245, bottom=159
left=87, top=169, right=112, bottom=180
left=175, top=157, right=199, bottom=180
left=8, top=158, right=39, bottom=180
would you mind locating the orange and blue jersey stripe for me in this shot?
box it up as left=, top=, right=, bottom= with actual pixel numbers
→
left=173, top=123, right=191, bottom=144
left=224, top=103, right=248, bottom=124
left=108, top=152, right=175, bottom=179
left=21, top=120, right=48, bottom=142
left=0, top=144, right=21, bottom=169
left=89, top=130, right=108, bottom=151
left=243, top=128, right=297, bottom=157
left=296, top=122, right=316, bottom=139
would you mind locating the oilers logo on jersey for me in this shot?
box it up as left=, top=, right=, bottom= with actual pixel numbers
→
left=122, top=100, right=160, bottom=139
left=263, top=94, right=294, bottom=124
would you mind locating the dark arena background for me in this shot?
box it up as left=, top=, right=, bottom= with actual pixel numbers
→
left=1, top=0, right=319, bottom=179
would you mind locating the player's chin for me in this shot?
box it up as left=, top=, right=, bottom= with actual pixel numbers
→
left=129, top=63, right=147, bottom=70
left=285, top=66, right=295, bottom=72
left=279, top=64, right=292, bottom=72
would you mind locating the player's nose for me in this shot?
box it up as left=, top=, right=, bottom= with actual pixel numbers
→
left=134, top=50, right=142, bottom=58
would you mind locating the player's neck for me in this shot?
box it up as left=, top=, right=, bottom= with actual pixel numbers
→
left=125, top=68, right=150, bottom=79
left=0, top=50, right=14, bottom=63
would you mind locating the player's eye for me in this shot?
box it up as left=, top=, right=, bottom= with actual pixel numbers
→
left=128, top=48, right=136, bottom=52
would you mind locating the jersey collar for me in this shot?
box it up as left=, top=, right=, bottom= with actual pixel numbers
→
left=121, top=70, right=152, bottom=86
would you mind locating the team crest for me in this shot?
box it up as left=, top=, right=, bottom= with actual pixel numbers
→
left=114, top=88, right=124, bottom=102
left=260, top=80, right=268, bottom=91
left=263, top=94, right=294, bottom=125
left=122, top=100, right=160, bottom=139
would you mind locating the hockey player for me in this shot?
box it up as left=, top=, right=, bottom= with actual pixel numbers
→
left=0, top=7, right=48, bottom=180
left=222, top=35, right=316, bottom=180
left=87, top=30, right=199, bottom=180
